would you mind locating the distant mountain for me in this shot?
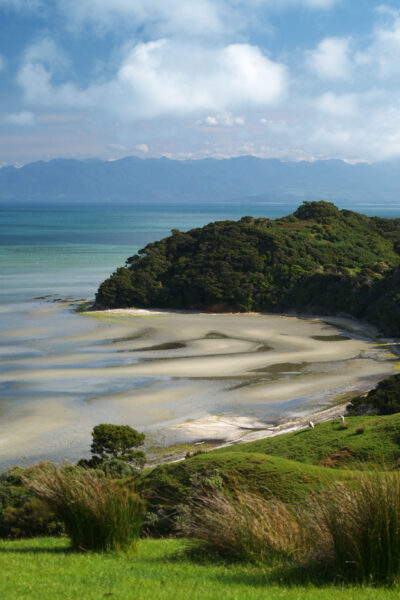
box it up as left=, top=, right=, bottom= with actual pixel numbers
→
left=1, top=155, right=400, bottom=204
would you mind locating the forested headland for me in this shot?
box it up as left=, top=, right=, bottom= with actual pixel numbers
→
left=95, top=201, right=400, bottom=336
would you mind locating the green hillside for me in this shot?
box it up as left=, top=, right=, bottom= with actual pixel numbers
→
left=94, top=201, right=400, bottom=335
left=213, top=414, right=400, bottom=468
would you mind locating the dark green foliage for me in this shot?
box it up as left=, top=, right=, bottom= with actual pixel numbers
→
left=0, top=469, right=62, bottom=539
left=347, top=374, right=400, bottom=416
left=94, top=201, right=400, bottom=335
left=90, top=424, right=145, bottom=468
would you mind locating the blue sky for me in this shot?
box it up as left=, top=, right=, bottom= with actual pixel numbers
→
left=1, top=0, right=400, bottom=165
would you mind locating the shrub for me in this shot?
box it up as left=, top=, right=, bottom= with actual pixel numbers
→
left=311, top=471, right=400, bottom=584
left=22, top=463, right=144, bottom=552
left=180, top=485, right=312, bottom=563
left=347, top=374, right=400, bottom=416
left=0, top=468, right=62, bottom=539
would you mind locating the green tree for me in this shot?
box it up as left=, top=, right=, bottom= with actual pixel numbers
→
left=90, top=424, right=146, bottom=469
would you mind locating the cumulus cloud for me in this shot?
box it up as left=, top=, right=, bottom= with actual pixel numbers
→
left=135, top=143, right=149, bottom=153
left=17, top=39, right=287, bottom=119
left=199, top=113, right=245, bottom=127
left=307, top=37, right=352, bottom=80
left=5, top=110, right=36, bottom=126
left=354, top=9, right=400, bottom=79
left=315, top=92, right=358, bottom=116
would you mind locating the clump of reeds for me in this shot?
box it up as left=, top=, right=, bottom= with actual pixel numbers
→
left=22, top=463, right=144, bottom=552
left=181, top=469, right=400, bottom=584
left=180, top=486, right=312, bottom=564
left=310, top=470, right=400, bottom=584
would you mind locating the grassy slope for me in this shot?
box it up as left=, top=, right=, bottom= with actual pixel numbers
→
left=142, top=414, right=400, bottom=508
left=213, top=414, right=400, bottom=468
left=0, top=537, right=398, bottom=600
left=141, top=452, right=347, bottom=509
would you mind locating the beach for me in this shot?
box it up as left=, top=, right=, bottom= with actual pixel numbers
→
left=0, top=301, right=397, bottom=467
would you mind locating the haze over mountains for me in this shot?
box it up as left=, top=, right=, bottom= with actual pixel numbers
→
left=1, top=156, right=400, bottom=204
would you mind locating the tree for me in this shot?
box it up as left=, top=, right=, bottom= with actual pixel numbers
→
left=90, top=424, right=146, bottom=469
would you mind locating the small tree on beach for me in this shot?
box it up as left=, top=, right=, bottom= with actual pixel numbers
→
left=90, top=424, right=146, bottom=469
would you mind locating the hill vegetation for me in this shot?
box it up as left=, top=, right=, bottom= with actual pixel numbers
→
left=95, top=201, right=400, bottom=335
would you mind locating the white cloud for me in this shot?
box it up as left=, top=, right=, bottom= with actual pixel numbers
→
left=59, top=0, right=226, bottom=37
left=315, top=92, right=358, bottom=116
left=355, top=10, right=400, bottom=78
left=5, top=110, right=36, bottom=126
left=203, top=116, right=218, bottom=126
left=135, top=143, right=149, bottom=153
left=17, top=39, right=287, bottom=119
left=23, top=37, right=69, bottom=72
left=199, top=113, right=245, bottom=127
left=307, top=37, right=351, bottom=80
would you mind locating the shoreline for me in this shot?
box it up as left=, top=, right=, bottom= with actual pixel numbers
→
left=1, top=299, right=398, bottom=469
left=146, top=399, right=353, bottom=466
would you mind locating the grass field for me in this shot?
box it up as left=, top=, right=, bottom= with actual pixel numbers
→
left=4, top=414, right=400, bottom=597
left=1, top=537, right=399, bottom=600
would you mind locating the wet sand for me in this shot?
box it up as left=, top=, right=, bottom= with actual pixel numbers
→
left=0, top=302, right=398, bottom=467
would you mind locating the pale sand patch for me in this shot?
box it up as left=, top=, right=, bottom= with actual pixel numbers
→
left=0, top=399, right=76, bottom=455
left=1, top=308, right=398, bottom=464
left=243, top=358, right=395, bottom=403
left=88, top=384, right=199, bottom=427
left=0, top=337, right=378, bottom=381
left=0, top=328, right=46, bottom=338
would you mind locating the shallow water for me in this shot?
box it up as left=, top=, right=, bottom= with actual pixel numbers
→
left=1, top=201, right=400, bottom=468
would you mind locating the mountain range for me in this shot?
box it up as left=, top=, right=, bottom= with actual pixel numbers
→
left=1, top=155, right=400, bottom=204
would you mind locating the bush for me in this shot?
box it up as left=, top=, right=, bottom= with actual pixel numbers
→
left=22, top=463, right=144, bottom=552
left=347, top=374, right=400, bottom=416
left=0, top=468, right=62, bottom=539
left=311, top=471, right=400, bottom=584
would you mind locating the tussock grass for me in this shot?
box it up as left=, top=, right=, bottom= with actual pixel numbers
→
left=311, top=470, right=400, bottom=584
left=180, top=486, right=312, bottom=564
left=22, top=463, right=143, bottom=552
left=182, top=469, right=400, bottom=584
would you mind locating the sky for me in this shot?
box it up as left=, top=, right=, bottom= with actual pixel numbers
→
left=2, top=1, right=400, bottom=165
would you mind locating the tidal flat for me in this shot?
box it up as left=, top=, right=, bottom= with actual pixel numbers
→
left=0, top=301, right=398, bottom=467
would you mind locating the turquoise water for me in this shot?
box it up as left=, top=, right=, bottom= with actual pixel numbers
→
left=2, top=200, right=400, bottom=303
left=0, top=201, right=302, bottom=303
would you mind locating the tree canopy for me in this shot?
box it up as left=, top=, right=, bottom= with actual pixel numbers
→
left=90, top=424, right=146, bottom=468
left=94, top=201, right=400, bottom=336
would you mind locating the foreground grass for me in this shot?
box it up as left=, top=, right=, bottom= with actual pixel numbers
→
left=0, top=537, right=399, bottom=600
